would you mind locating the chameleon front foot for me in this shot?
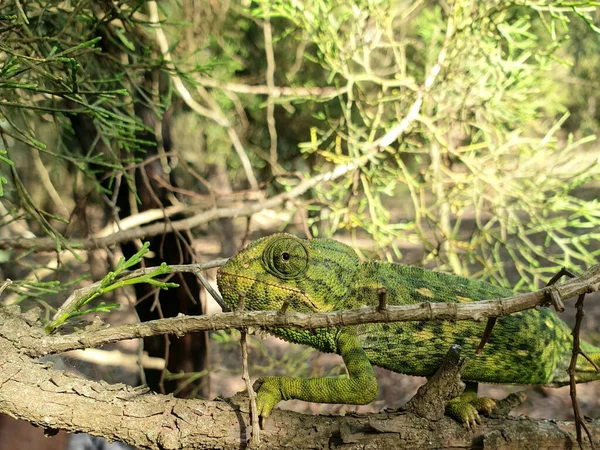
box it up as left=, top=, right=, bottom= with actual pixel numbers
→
left=445, top=395, right=497, bottom=430
left=253, top=377, right=284, bottom=428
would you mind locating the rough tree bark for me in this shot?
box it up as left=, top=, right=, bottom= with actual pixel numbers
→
left=1, top=301, right=599, bottom=449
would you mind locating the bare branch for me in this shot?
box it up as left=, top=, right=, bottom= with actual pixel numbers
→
left=4, top=263, right=596, bottom=357
left=569, top=293, right=598, bottom=450
left=64, top=348, right=165, bottom=370
left=1, top=323, right=599, bottom=449
left=196, top=76, right=347, bottom=98
left=240, top=330, right=260, bottom=445
left=0, top=160, right=362, bottom=251
left=0, top=15, right=453, bottom=255
left=262, top=2, right=278, bottom=167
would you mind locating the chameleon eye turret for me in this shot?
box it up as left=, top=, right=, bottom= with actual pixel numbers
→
left=261, top=236, right=309, bottom=280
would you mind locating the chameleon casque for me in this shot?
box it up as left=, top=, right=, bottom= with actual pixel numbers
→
left=216, top=233, right=600, bottom=426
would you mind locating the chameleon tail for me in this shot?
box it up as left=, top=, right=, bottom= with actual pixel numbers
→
left=550, top=340, right=600, bottom=385
left=574, top=341, right=600, bottom=383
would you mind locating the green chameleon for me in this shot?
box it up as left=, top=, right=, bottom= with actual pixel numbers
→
left=216, top=233, right=600, bottom=427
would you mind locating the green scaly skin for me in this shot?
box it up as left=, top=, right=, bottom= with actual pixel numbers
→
left=216, top=233, right=600, bottom=427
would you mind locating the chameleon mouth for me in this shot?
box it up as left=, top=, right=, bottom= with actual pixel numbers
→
left=216, top=270, right=320, bottom=311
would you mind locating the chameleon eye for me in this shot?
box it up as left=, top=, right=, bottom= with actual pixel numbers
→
left=262, top=237, right=309, bottom=279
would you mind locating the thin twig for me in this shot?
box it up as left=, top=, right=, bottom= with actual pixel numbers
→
left=146, top=2, right=227, bottom=126
left=0, top=279, right=12, bottom=298
left=146, top=1, right=259, bottom=191
left=17, top=262, right=599, bottom=356
left=194, top=268, right=229, bottom=312
left=226, top=127, right=260, bottom=191
left=46, top=259, right=227, bottom=322
left=546, top=267, right=577, bottom=313
left=378, top=6, right=454, bottom=148
left=262, top=2, right=278, bottom=168
left=2, top=204, right=187, bottom=305
left=0, top=29, right=472, bottom=255
left=475, top=317, right=496, bottom=355
left=31, top=148, right=70, bottom=217
left=568, top=294, right=597, bottom=450
left=547, top=267, right=578, bottom=286
left=195, top=76, right=347, bottom=98
left=581, top=351, right=600, bottom=372
left=0, top=202, right=35, bottom=239
left=240, top=330, right=260, bottom=446
left=377, top=287, right=388, bottom=311
left=0, top=162, right=363, bottom=251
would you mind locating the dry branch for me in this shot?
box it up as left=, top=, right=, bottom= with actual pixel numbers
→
left=195, top=76, right=347, bottom=98
left=0, top=262, right=596, bottom=358
left=0, top=310, right=599, bottom=450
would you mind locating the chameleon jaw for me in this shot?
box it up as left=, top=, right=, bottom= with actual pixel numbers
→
left=216, top=270, right=321, bottom=312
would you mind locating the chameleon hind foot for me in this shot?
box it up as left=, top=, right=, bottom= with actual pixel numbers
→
left=445, top=393, right=497, bottom=430
left=469, top=396, right=497, bottom=416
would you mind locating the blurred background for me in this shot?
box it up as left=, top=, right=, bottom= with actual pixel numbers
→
left=0, top=0, right=599, bottom=447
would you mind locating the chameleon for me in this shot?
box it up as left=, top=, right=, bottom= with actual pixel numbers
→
left=216, top=233, right=600, bottom=427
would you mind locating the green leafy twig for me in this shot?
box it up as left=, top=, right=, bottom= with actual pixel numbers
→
left=45, top=242, right=178, bottom=334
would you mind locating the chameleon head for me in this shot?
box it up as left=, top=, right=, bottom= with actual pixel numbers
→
left=216, top=233, right=359, bottom=313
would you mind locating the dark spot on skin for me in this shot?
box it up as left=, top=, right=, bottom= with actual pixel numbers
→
left=518, top=342, right=529, bottom=351
left=382, top=324, right=390, bottom=332
left=413, top=322, right=426, bottom=332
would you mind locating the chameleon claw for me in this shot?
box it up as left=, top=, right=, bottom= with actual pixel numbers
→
left=253, top=376, right=283, bottom=428
left=446, top=398, right=483, bottom=430
left=464, top=405, right=481, bottom=431
left=470, top=396, right=497, bottom=417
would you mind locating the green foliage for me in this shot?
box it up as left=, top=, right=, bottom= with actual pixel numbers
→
left=0, top=149, right=12, bottom=196
left=0, top=0, right=598, bottom=418
left=0, top=2, right=145, bottom=248
left=245, top=0, right=600, bottom=289
left=44, top=242, right=178, bottom=334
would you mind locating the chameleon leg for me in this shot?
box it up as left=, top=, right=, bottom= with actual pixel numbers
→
left=445, top=382, right=496, bottom=429
left=254, top=328, right=378, bottom=424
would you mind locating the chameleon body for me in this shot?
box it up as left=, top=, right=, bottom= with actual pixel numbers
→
left=216, top=233, right=600, bottom=424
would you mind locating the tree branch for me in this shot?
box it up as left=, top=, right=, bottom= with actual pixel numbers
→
left=147, top=1, right=259, bottom=191
left=0, top=163, right=359, bottom=251
left=1, top=264, right=599, bottom=448
left=195, top=76, right=348, bottom=98
left=0, top=318, right=599, bottom=450
left=2, top=263, right=597, bottom=358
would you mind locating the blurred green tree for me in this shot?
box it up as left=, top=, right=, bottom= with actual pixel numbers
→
left=0, top=0, right=599, bottom=444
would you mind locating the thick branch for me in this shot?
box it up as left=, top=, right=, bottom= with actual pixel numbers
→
left=2, top=263, right=597, bottom=357
left=0, top=320, right=599, bottom=450
left=405, top=345, right=466, bottom=420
